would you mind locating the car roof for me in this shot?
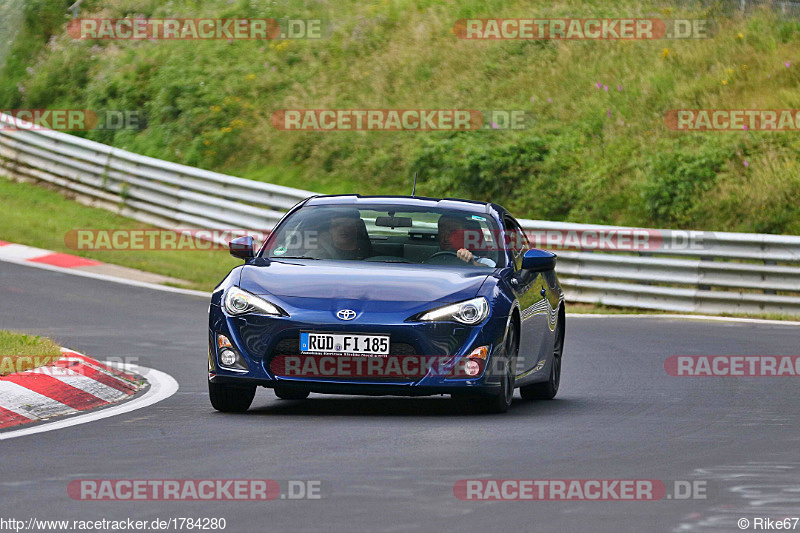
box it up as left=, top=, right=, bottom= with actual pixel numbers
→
left=304, top=194, right=496, bottom=215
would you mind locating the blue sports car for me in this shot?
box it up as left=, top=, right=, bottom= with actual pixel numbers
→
left=208, top=195, right=565, bottom=413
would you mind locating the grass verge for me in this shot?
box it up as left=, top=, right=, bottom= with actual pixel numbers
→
left=0, top=176, right=240, bottom=291
left=0, top=330, right=62, bottom=376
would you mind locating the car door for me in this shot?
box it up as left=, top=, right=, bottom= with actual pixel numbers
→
left=503, top=216, right=549, bottom=380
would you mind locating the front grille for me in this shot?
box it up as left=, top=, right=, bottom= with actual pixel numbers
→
left=273, top=338, right=301, bottom=357
left=388, top=343, right=417, bottom=356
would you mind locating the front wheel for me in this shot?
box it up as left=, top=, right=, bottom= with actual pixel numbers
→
left=520, top=318, right=563, bottom=401
left=208, top=380, right=256, bottom=412
left=482, top=322, right=518, bottom=413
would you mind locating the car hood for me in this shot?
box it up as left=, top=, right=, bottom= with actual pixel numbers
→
left=239, top=260, right=489, bottom=304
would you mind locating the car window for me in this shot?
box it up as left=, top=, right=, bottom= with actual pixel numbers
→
left=262, top=204, right=505, bottom=268
left=505, top=216, right=530, bottom=271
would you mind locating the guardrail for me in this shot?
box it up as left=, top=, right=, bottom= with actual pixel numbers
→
left=0, top=113, right=312, bottom=236
left=2, top=112, right=799, bottom=316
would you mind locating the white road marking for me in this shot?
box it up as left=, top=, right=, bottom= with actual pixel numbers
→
left=0, top=363, right=178, bottom=440
left=0, top=398, right=33, bottom=421
left=0, top=255, right=209, bottom=298
left=567, top=313, right=800, bottom=326
left=0, top=243, right=54, bottom=261
left=0, top=381, right=78, bottom=419
left=46, top=367, right=129, bottom=403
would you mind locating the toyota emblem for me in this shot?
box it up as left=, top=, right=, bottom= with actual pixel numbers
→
left=336, top=309, right=356, bottom=321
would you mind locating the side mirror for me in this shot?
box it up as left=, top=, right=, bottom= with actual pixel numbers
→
left=522, top=249, right=556, bottom=272
left=229, top=236, right=254, bottom=260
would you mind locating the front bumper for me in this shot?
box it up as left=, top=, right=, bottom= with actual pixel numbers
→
left=208, top=303, right=508, bottom=395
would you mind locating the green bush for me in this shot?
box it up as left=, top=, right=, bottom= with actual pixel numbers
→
left=640, top=138, right=738, bottom=227
left=1, top=0, right=799, bottom=234
left=412, top=134, right=548, bottom=202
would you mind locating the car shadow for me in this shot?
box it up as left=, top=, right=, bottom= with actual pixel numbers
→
left=243, top=394, right=588, bottom=418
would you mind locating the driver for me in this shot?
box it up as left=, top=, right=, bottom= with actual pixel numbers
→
left=437, top=215, right=496, bottom=267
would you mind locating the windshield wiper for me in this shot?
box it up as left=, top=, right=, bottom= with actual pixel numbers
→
left=272, top=255, right=319, bottom=260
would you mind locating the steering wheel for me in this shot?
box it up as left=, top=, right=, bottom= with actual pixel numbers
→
left=424, top=250, right=465, bottom=265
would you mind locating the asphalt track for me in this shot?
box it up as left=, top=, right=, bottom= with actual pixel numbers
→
left=1, top=260, right=798, bottom=533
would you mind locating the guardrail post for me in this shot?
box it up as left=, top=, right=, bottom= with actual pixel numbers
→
left=698, top=256, right=713, bottom=291
left=764, top=259, right=778, bottom=295
left=67, top=0, right=83, bottom=18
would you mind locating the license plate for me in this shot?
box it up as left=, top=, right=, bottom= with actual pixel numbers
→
left=300, top=332, right=390, bottom=356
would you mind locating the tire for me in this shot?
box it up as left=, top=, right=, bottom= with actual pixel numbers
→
left=520, top=317, right=563, bottom=401
left=208, top=380, right=256, bottom=412
left=481, top=321, right=518, bottom=414
left=274, top=387, right=310, bottom=400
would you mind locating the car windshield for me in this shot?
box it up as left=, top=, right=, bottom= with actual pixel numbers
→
left=262, top=204, right=505, bottom=268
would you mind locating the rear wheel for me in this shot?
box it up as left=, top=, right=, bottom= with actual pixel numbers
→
left=274, top=387, right=310, bottom=400
left=208, top=380, right=256, bottom=412
left=520, top=317, right=563, bottom=401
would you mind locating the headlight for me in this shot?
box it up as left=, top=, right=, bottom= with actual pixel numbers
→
left=417, top=297, right=490, bottom=325
left=223, top=286, right=287, bottom=316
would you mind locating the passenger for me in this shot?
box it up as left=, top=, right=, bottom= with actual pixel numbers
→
left=437, top=215, right=496, bottom=267
left=313, top=209, right=372, bottom=260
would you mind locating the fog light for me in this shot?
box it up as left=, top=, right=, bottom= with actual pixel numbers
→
left=219, top=348, right=237, bottom=367
left=447, top=353, right=487, bottom=379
